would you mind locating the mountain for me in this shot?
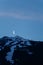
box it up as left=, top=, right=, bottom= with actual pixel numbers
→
left=0, top=36, right=43, bottom=65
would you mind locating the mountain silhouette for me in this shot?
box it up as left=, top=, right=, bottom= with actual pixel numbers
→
left=0, top=36, right=43, bottom=65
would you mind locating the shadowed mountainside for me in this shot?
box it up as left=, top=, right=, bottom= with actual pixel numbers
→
left=0, top=36, right=43, bottom=65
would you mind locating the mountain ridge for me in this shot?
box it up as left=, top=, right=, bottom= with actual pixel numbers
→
left=0, top=35, right=43, bottom=65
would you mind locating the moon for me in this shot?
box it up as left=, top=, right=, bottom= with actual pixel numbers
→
left=12, top=30, right=15, bottom=35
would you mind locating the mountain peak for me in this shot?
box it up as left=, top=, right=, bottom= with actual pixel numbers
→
left=0, top=35, right=43, bottom=65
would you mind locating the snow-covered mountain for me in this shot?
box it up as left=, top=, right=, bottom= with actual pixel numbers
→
left=0, top=36, right=43, bottom=65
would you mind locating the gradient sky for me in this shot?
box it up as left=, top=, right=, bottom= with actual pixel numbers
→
left=0, top=0, right=43, bottom=41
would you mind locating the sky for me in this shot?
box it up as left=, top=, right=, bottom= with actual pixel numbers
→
left=0, top=0, right=43, bottom=41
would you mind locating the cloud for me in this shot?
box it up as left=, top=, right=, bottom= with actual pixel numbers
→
left=0, top=12, right=43, bottom=20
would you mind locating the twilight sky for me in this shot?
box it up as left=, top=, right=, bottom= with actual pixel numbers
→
left=0, top=0, right=43, bottom=41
